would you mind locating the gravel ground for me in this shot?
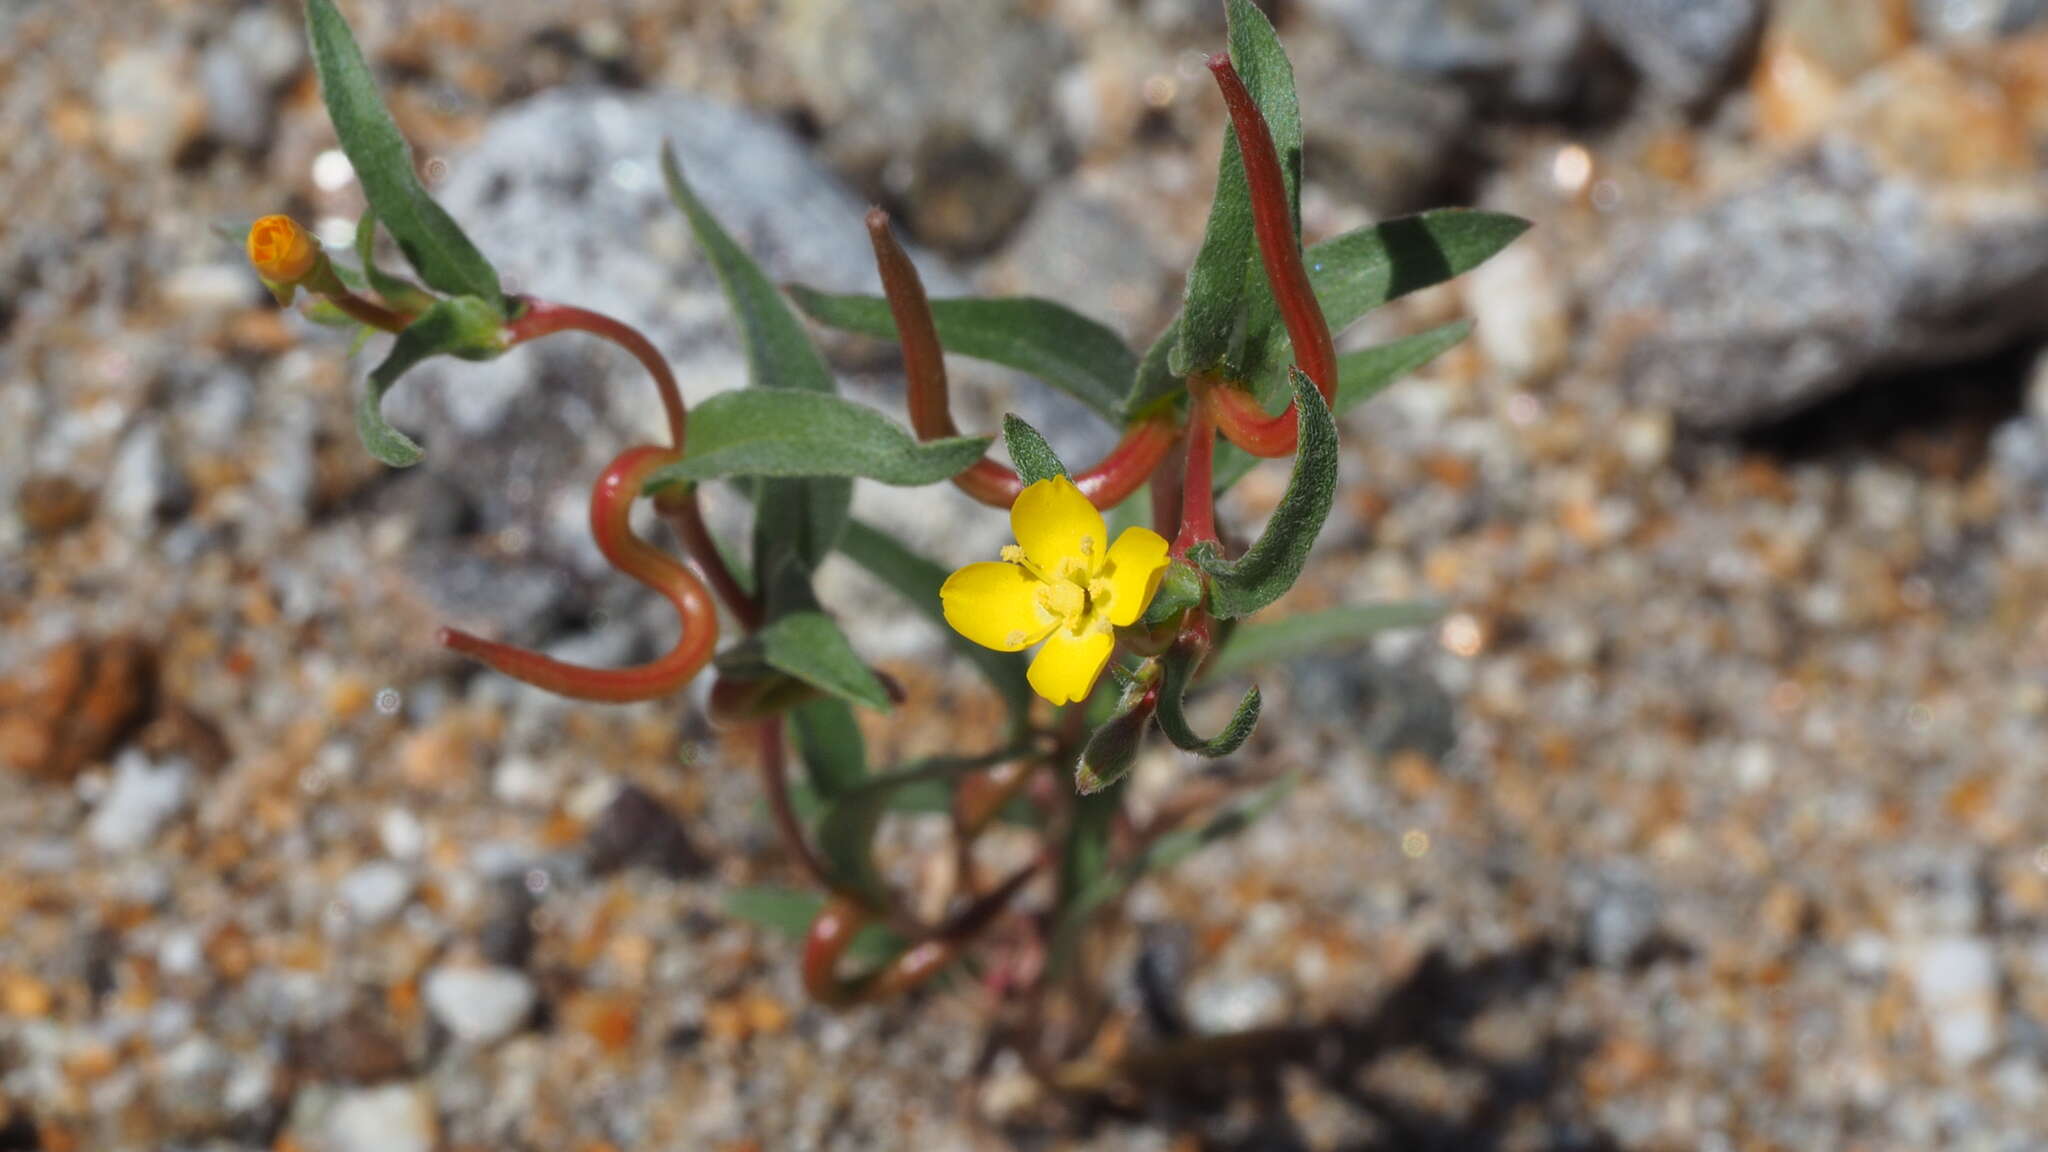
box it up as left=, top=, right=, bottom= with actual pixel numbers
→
left=4, top=1, right=2048, bottom=1150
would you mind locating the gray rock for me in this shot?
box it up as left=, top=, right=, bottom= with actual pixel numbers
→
left=86, top=750, right=192, bottom=854
left=200, top=39, right=267, bottom=150
left=1302, top=0, right=1598, bottom=112
left=1600, top=143, right=2048, bottom=429
left=774, top=0, right=1071, bottom=252
left=1292, top=35, right=1474, bottom=218
left=96, top=45, right=199, bottom=164
left=1581, top=0, right=1763, bottom=107
left=337, top=862, right=414, bottom=926
left=422, top=965, right=536, bottom=1046
left=1915, top=0, right=2048, bottom=40
left=105, top=418, right=188, bottom=536
left=324, top=1083, right=436, bottom=1152
left=1573, top=864, right=1663, bottom=968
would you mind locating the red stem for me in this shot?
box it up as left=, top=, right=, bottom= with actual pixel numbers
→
left=865, top=209, right=1177, bottom=510
left=439, top=446, right=719, bottom=702
left=803, top=860, right=1040, bottom=1007
left=758, top=717, right=836, bottom=893
left=506, top=298, right=760, bottom=624
left=323, top=289, right=411, bottom=334
left=1173, top=389, right=1219, bottom=556
left=1205, top=54, right=1338, bottom=459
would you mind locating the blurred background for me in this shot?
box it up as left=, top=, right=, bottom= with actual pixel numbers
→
left=4, top=0, right=2048, bottom=1148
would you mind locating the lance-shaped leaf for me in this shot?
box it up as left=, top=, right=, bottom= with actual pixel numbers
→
left=837, top=520, right=1033, bottom=723
left=736, top=611, right=892, bottom=712
left=305, top=0, right=502, bottom=309
left=1126, top=319, right=1185, bottom=418
left=789, top=288, right=1134, bottom=423
left=662, top=143, right=852, bottom=616
left=1075, top=661, right=1160, bottom=795
left=1156, top=635, right=1260, bottom=757
left=1173, top=0, right=1301, bottom=381
left=724, top=886, right=904, bottom=965
left=1241, top=212, right=1527, bottom=407
left=1002, top=414, right=1068, bottom=485
left=1189, top=369, right=1338, bottom=618
left=642, top=391, right=990, bottom=491
left=1051, top=774, right=1295, bottom=973
left=1207, top=601, right=1444, bottom=679
left=357, top=295, right=505, bottom=467
left=353, top=211, right=436, bottom=314
left=1215, top=320, right=1471, bottom=491
left=789, top=697, right=866, bottom=802
left=1139, top=560, right=1205, bottom=628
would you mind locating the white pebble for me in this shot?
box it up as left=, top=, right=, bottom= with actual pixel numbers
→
left=325, top=1084, right=437, bottom=1152
left=337, top=862, right=414, bottom=926
left=1909, top=935, right=2002, bottom=1068
left=423, top=966, right=536, bottom=1046
left=87, top=751, right=192, bottom=854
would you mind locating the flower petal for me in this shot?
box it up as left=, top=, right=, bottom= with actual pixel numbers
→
left=1027, top=629, right=1114, bottom=705
left=941, top=562, right=1056, bottom=652
left=1011, top=476, right=1107, bottom=576
left=1100, top=526, right=1172, bottom=626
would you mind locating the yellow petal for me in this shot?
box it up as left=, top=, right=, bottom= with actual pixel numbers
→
left=1100, top=526, right=1172, bottom=627
left=1027, top=628, right=1114, bottom=706
left=941, top=562, right=1056, bottom=652
left=1011, top=476, right=1107, bottom=576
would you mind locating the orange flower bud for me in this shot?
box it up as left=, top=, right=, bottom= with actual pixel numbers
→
left=245, top=215, right=319, bottom=284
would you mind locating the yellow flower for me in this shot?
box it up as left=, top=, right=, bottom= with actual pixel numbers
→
left=941, top=477, right=1171, bottom=706
left=245, top=214, right=320, bottom=284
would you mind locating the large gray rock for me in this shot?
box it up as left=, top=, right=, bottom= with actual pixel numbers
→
left=1599, top=50, right=2048, bottom=429
left=1289, top=33, right=1475, bottom=218
left=1581, top=0, right=1763, bottom=108
left=1301, top=0, right=1598, bottom=112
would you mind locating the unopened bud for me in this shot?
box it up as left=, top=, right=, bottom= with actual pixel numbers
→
left=246, top=214, right=320, bottom=285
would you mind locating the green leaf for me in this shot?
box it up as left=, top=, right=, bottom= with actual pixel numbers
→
left=1075, top=661, right=1160, bottom=795
left=353, top=211, right=437, bottom=314
left=1189, top=369, right=1337, bottom=618
left=642, top=391, right=990, bottom=490
left=836, top=520, right=1033, bottom=723
left=1051, top=779, right=1122, bottom=977
left=789, top=697, right=866, bottom=801
left=663, top=143, right=851, bottom=618
left=1173, top=0, right=1302, bottom=382
left=749, top=611, right=891, bottom=712
left=305, top=0, right=502, bottom=309
left=1051, top=774, right=1295, bottom=971
left=1214, top=320, right=1471, bottom=491
left=1002, top=414, right=1068, bottom=485
left=1238, top=212, right=1526, bottom=406
left=1206, top=601, right=1443, bottom=679
left=1156, top=637, right=1260, bottom=757
left=357, top=295, right=506, bottom=467
left=1138, top=560, right=1205, bottom=628
left=789, top=288, right=1134, bottom=423
left=724, top=885, right=904, bottom=966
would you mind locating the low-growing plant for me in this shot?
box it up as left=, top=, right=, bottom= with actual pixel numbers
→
left=250, top=0, right=1524, bottom=1088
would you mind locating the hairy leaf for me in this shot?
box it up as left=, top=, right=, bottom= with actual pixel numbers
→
left=305, top=0, right=502, bottom=308
left=1173, top=0, right=1301, bottom=381
left=789, top=697, right=866, bottom=801
left=789, top=288, right=1133, bottom=422
left=1002, top=414, right=1068, bottom=485
left=352, top=211, right=436, bottom=314
left=1156, top=638, right=1261, bottom=757
left=357, top=295, right=504, bottom=467
left=1190, top=369, right=1338, bottom=617
left=643, top=391, right=990, bottom=490
left=751, top=611, right=891, bottom=712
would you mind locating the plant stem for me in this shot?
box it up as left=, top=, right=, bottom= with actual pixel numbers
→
left=757, top=718, right=835, bottom=894
left=1173, top=390, right=1219, bottom=555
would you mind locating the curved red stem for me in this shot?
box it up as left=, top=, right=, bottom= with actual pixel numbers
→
left=1174, top=389, right=1219, bottom=556
left=1205, top=54, right=1338, bottom=459
left=802, top=861, right=1040, bottom=1007
left=865, top=209, right=1178, bottom=510
left=438, top=446, right=718, bottom=702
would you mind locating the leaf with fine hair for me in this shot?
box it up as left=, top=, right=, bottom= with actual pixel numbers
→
left=641, top=391, right=991, bottom=490
left=836, top=521, right=1033, bottom=724
left=788, top=287, right=1134, bottom=423
left=357, top=295, right=505, bottom=467
left=1190, top=369, right=1339, bottom=618
left=1002, top=414, right=1069, bottom=485
left=1206, top=601, right=1444, bottom=679
left=1126, top=318, right=1185, bottom=418
left=304, top=0, right=502, bottom=309
left=748, top=611, right=892, bottom=712
left=1156, top=636, right=1261, bottom=757
left=1215, top=319, right=1471, bottom=491
left=789, top=697, right=867, bottom=801
left=1173, top=0, right=1301, bottom=382
left=662, top=143, right=851, bottom=617
left=353, top=211, right=436, bottom=314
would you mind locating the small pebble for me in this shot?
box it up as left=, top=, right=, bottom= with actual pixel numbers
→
left=422, top=965, right=536, bottom=1046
